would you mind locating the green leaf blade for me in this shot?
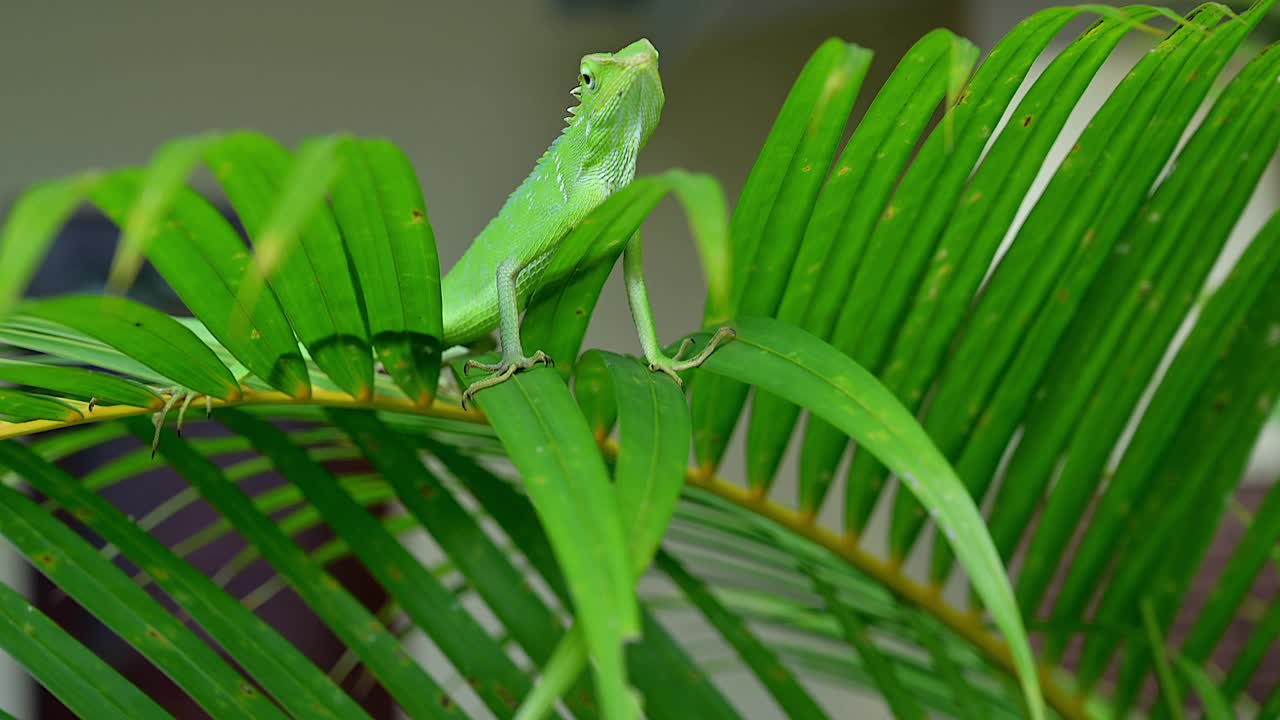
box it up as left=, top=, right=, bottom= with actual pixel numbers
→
left=0, top=358, right=161, bottom=409
left=687, top=316, right=1044, bottom=720
left=329, top=138, right=443, bottom=404
left=0, top=388, right=83, bottom=422
left=811, top=571, right=925, bottom=720
left=1173, top=655, right=1233, bottom=720
left=459, top=365, right=637, bottom=719
left=986, top=5, right=1276, bottom=613
left=219, top=408, right=533, bottom=718
left=0, top=177, right=88, bottom=319
left=89, top=170, right=313, bottom=398
left=105, top=134, right=222, bottom=295
left=658, top=551, right=830, bottom=719
left=573, top=350, right=619, bottom=438
left=327, top=409, right=569, bottom=675
left=601, top=351, right=691, bottom=574
left=0, top=439, right=373, bottom=720
left=0, top=581, right=173, bottom=720
left=789, top=29, right=981, bottom=518
left=0, top=480, right=290, bottom=718
left=517, top=353, right=693, bottom=719
left=811, top=4, right=1078, bottom=537
left=123, top=416, right=457, bottom=718
left=13, top=295, right=239, bottom=399
left=692, top=38, right=872, bottom=472
left=881, top=6, right=1165, bottom=556
left=1075, top=236, right=1280, bottom=689
left=205, top=132, right=374, bottom=400
left=750, top=24, right=991, bottom=507
left=1221, top=592, right=1280, bottom=701
left=1036, top=212, right=1280, bottom=649
left=1181, top=471, right=1280, bottom=664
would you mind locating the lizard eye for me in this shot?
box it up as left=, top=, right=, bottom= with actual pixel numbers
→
left=581, top=71, right=595, bottom=90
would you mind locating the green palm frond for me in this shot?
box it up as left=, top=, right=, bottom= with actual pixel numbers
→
left=0, top=2, right=1278, bottom=719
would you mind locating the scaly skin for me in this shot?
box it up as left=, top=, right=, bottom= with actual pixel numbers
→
left=443, top=39, right=734, bottom=406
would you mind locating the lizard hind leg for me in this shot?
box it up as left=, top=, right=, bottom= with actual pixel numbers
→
left=622, top=231, right=736, bottom=388
left=460, top=257, right=555, bottom=409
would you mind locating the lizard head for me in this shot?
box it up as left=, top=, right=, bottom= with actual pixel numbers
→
left=569, top=38, right=664, bottom=170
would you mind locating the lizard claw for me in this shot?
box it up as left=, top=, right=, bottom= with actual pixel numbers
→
left=151, top=389, right=184, bottom=458
left=176, top=394, right=199, bottom=436
left=670, top=337, right=696, bottom=363
left=460, top=351, right=554, bottom=409
left=464, top=359, right=503, bottom=376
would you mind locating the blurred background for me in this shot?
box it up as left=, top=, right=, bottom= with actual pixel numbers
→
left=1, top=1, right=1278, bottom=717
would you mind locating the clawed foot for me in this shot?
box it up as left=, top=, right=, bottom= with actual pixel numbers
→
left=461, top=351, right=554, bottom=409
left=647, top=326, right=736, bottom=388
left=151, top=389, right=213, bottom=458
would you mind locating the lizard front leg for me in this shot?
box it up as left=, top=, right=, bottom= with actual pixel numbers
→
left=461, top=257, right=552, bottom=407
left=623, top=231, right=735, bottom=387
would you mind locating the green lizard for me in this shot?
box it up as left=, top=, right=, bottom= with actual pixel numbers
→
left=441, top=38, right=735, bottom=407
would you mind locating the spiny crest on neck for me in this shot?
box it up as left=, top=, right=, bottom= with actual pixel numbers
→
left=563, top=86, right=582, bottom=129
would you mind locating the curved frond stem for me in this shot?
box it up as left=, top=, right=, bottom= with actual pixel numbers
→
left=0, top=385, right=485, bottom=441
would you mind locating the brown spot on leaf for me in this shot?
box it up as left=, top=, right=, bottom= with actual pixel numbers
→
left=497, top=687, right=517, bottom=708
left=410, top=208, right=426, bottom=224
left=1022, top=115, right=1033, bottom=128
left=439, top=695, right=454, bottom=709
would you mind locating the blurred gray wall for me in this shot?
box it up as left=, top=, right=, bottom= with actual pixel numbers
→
left=1, top=1, right=1276, bottom=718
